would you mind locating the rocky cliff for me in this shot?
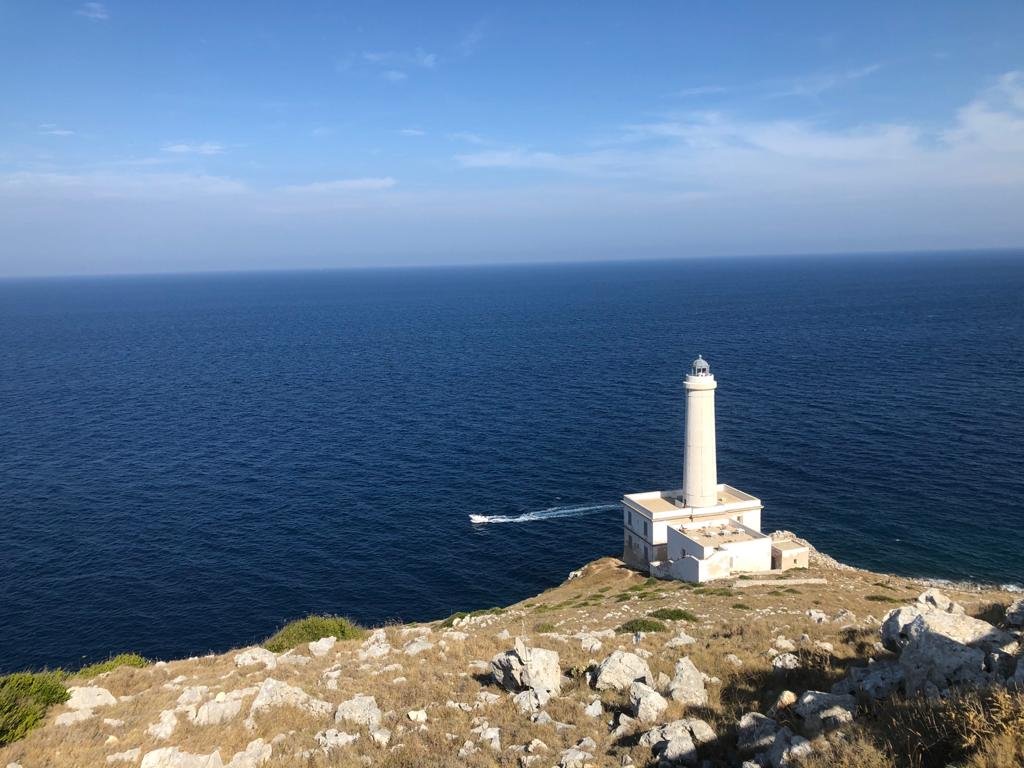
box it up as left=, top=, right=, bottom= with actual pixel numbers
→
left=2, top=539, right=1022, bottom=768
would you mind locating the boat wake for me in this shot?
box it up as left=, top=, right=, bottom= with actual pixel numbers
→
left=469, top=502, right=618, bottom=525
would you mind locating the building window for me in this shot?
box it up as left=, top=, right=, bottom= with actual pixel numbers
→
left=643, top=520, right=648, bottom=536
left=628, top=510, right=633, bottom=526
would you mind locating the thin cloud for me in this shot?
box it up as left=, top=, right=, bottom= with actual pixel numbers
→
left=39, top=124, right=75, bottom=136
left=458, top=20, right=486, bottom=56
left=362, top=49, right=437, bottom=69
left=399, top=128, right=426, bottom=137
left=767, top=64, right=883, bottom=98
left=381, top=70, right=407, bottom=83
left=161, top=142, right=225, bottom=156
left=447, top=131, right=488, bottom=145
left=281, top=177, right=397, bottom=194
left=455, top=71, right=1024, bottom=191
left=675, top=85, right=729, bottom=98
left=75, top=3, right=109, bottom=20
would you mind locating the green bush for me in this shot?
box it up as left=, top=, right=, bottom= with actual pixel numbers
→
left=76, top=653, right=148, bottom=679
left=263, top=615, right=365, bottom=653
left=866, top=594, right=903, bottom=604
left=535, top=622, right=557, bottom=633
left=732, top=603, right=752, bottom=611
left=649, top=608, right=697, bottom=622
left=0, top=671, right=69, bottom=746
left=616, top=618, right=667, bottom=634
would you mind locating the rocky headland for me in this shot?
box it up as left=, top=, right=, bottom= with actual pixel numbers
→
left=2, top=535, right=1022, bottom=768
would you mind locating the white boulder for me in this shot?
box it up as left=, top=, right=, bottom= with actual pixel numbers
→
left=335, top=694, right=382, bottom=729
left=490, top=638, right=561, bottom=694
left=669, top=657, right=707, bottom=706
left=592, top=650, right=651, bottom=691
left=629, top=681, right=668, bottom=724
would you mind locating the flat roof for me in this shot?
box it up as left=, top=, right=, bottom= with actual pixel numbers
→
left=772, top=540, right=808, bottom=552
left=686, top=526, right=758, bottom=546
left=623, top=484, right=761, bottom=517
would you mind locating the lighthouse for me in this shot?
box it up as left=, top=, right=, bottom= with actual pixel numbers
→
left=683, top=355, right=718, bottom=509
left=620, top=353, right=808, bottom=581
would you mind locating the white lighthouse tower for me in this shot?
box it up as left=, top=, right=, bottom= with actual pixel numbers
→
left=683, top=355, right=718, bottom=509
left=620, top=354, right=807, bottom=581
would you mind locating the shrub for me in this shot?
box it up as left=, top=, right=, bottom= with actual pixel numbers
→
left=76, top=653, right=148, bottom=679
left=693, top=587, right=733, bottom=597
left=866, top=594, right=903, bottom=604
left=732, top=603, right=752, bottom=610
left=0, top=671, right=69, bottom=746
left=649, top=608, right=697, bottom=622
left=534, top=622, right=557, bottom=634
left=263, top=615, right=365, bottom=653
left=616, top=618, right=667, bottom=634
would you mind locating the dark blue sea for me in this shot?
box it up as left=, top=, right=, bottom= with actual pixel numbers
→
left=1, top=253, right=1023, bottom=673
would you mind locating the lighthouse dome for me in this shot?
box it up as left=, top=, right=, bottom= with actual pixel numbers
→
left=691, top=355, right=711, bottom=376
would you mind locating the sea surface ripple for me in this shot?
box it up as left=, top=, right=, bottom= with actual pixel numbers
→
left=1, top=253, right=1022, bottom=671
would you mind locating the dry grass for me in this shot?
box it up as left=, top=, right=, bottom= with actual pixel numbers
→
left=0, top=556, right=1018, bottom=768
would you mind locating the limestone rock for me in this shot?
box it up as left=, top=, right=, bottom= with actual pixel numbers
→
left=407, top=709, right=427, bottom=723
left=640, top=718, right=715, bottom=766
left=176, top=686, right=210, bottom=708
left=403, top=638, right=434, bottom=656
left=249, top=678, right=332, bottom=721
left=1006, top=598, right=1024, bottom=628
left=842, top=660, right=905, bottom=700
left=370, top=727, right=392, bottom=746
left=899, top=610, right=1018, bottom=694
left=917, top=588, right=965, bottom=615
left=335, top=694, right=382, bottom=729
left=806, top=609, right=828, bottom=624
left=665, top=630, right=697, bottom=649
left=725, top=653, right=744, bottom=668
left=774, top=636, right=796, bottom=652
left=308, top=636, right=336, bottom=657
left=315, top=729, right=360, bottom=752
left=358, top=629, right=392, bottom=660
left=669, top=657, right=708, bottom=706
left=146, top=710, right=178, bottom=740
left=233, top=647, right=277, bottom=671
left=55, top=709, right=94, bottom=726
left=592, top=650, right=651, bottom=691
left=793, top=691, right=856, bottom=735
left=558, top=746, right=593, bottom=768
left=66, top=686, right=117, bottom=710
left=226, top=740, right=271, bottom=768
left=192, top=691, right=248, bottom=727
left=736, top=712, right=778, bottom=754
left=611, top=713, right=638, bottom=740
left=457, top=740, right=478, bottom=758
left=140, top=747, right=223, bottom=768
left=880, top=605, right=925, bottom=652
left=629, top=681, right=668, bottom=724
left=767, top=727, right=813, bottom=768
left=490, top=638, right=561, bottom=694
left=583, top=698, right=603, bottom=718
left=771, top=653, right=800, bottom=671
left=513, top=688, right=551, bottom=714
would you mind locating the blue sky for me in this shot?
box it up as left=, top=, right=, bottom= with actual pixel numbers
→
left=1, top=1, right=1023, bottom=276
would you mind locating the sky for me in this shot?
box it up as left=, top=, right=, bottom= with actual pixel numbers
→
left=1, top=1, right=1023, bottom=277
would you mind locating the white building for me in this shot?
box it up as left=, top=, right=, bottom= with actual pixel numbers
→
left=622, top=355, right=807, bottom=582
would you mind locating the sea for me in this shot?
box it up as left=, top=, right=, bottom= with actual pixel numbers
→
left=1, top=252, right=1022, bottom=673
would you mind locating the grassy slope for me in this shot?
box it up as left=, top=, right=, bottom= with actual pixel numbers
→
left=0, top=551, right=1019, bottom=767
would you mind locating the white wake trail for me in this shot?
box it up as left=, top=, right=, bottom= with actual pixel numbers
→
left=469, top=502, right=618, bottom=525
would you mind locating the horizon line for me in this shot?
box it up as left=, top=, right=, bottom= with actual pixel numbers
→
left=1, top=245, right=1022, bottom=282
